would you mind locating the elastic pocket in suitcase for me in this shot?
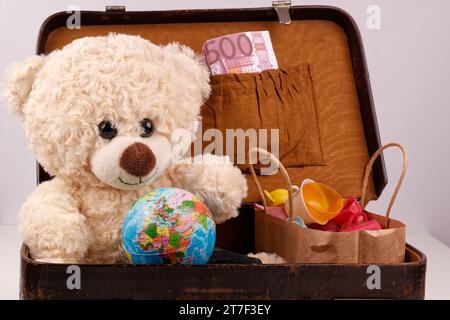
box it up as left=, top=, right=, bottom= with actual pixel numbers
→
left=200, top=64, right=325, bottom=171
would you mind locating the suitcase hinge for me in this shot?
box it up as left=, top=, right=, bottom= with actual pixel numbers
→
left=105, top=5, right=126, bottom=12
left=272, top=1, right=292, bottom=25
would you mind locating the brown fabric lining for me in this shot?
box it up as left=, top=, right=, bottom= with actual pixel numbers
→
left=201, top=64, right=324, bottom=172
left=43, top=20, right=376, bottom=202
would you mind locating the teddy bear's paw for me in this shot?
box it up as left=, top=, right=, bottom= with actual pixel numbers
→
left=195, top=156, right=248, bottom=224
left=26, top=228, right=90, bottom=264
left=247, top=252, right=287, bottom=264
left=19, top=208, right=91, bottom=265
left=197, top=183, right=244, bottom=224
left=172, top=154, right=248, bottom=224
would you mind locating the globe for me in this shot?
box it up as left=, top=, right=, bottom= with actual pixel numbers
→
left=121, top=188, right=216, bottom=264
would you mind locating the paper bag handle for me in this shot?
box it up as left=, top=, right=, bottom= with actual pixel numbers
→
left=360, top=143, right=408, bottom=221
left=248, top=147, right=295, bottom=219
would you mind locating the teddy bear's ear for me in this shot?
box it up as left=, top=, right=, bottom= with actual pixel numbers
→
left=2, top=55, right=46, bottom=117
left=162, top=43, right=211, bottom=102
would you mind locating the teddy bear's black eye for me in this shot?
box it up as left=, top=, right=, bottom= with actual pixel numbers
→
left=98, top=120, right=117, bottom=140
left=140, top=118, right=154, bottom=138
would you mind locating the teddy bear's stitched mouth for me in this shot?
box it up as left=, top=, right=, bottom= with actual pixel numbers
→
left=119, top=168, right=159, bottom=186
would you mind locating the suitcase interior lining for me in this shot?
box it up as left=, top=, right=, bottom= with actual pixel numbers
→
left=43, top=20, right=376, bottom=203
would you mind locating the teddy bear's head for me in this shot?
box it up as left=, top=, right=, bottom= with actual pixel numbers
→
left=3, top=34, right=210, bottom=190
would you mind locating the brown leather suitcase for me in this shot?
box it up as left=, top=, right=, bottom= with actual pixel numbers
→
left=20, top=2, right=426, bottom=300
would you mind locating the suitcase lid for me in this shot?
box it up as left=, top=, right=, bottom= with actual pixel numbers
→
left=35, top=4, right=387, bottom=203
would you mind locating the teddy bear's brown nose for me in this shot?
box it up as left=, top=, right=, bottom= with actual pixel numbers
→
left=119, top=142, right=156, bottom=177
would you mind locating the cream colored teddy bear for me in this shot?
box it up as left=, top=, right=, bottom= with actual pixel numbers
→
left=3, top=34, right=247, bottom=264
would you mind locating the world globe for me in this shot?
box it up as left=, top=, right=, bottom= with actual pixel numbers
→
left=121, top=188, right=216, bottom=264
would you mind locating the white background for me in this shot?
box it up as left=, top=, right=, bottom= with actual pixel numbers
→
left=1, top=0, right=449, bottom=246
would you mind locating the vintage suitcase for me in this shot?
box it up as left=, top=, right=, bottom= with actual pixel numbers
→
left=20, top=2, right=426, bottom=300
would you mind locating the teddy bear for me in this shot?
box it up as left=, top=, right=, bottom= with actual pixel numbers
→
left=3, top=34, right=248, bottom=264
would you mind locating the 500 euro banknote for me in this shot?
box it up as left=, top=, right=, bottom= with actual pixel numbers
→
left=201, top=31, right=279, bottom=75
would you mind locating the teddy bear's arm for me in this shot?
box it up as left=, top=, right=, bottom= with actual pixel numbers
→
left=18, top=177, right=91, bottom=263
left=169, top=154, right=248, bottom=224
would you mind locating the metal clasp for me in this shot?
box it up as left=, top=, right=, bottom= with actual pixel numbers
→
left=105, top=5, right=126, bottom=12
left=272, top=0, right=292, bottom=25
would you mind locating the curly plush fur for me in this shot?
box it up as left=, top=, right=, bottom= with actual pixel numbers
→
left=3, top=34, right=248, bottom=263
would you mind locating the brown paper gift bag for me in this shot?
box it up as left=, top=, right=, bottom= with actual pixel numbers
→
left=250, top=143, right=408, bottom=264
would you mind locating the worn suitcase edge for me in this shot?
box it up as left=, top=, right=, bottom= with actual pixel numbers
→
left=20, top=243, right=426, bottom=300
